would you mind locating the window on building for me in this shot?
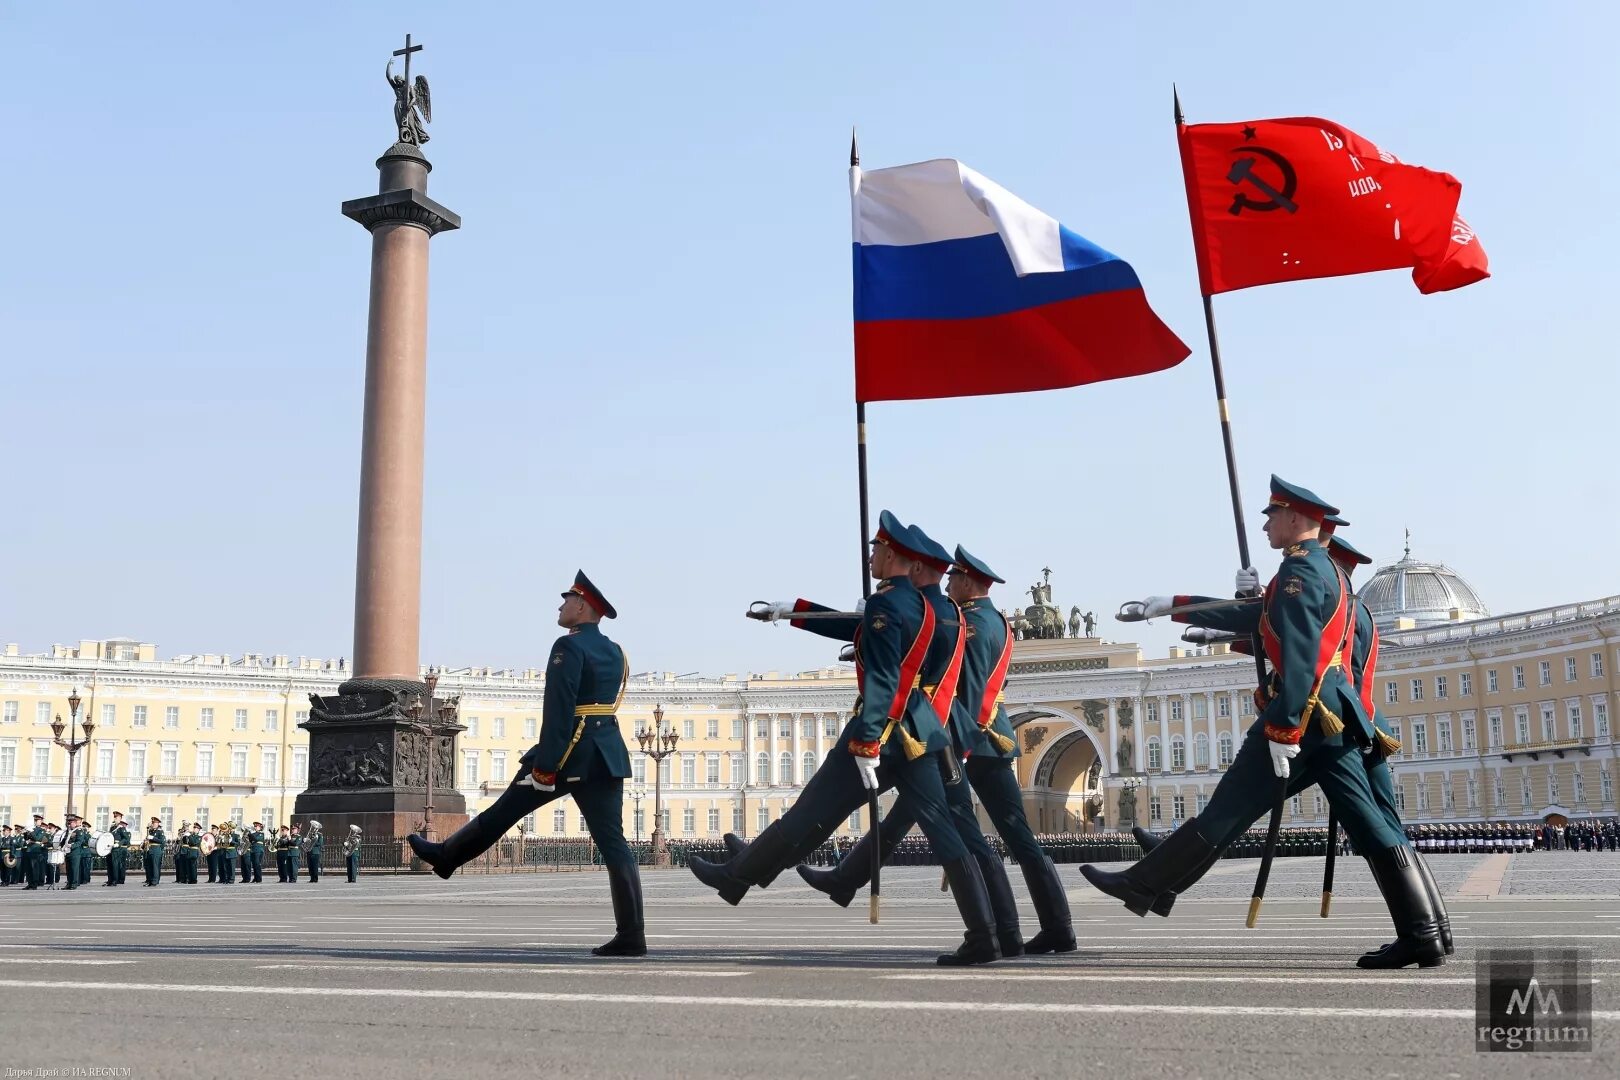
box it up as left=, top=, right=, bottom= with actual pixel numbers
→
left=1459, top=672, right=1472, bottom=697
left=295, top=709, right=308, bottom=725
left=1602, top=770, right=1614, bottom=806
left=1417, top=781, right=1429, bottom=811
left=197, top=747, right=214, bottom=777
left=1467, top=776, right=1478, bottom=808
left=199, top=708, right=214, bottom=730
left=729, top=752, right=743, bottom=784
left=1169, top=699, right=1184, bottom=722
left=98, top=745, right=114, bottom=778
left=1146, top=701, right=1159, bottom=724
left=1412, top=721, right=1428, bottom=756
left=1289, top=794, right=1303, bottom=817
left=755, top=719, right=768, bottom=740
left=492, top=717, right=505, bottom=738
left=32, top=744, right=51, bottom=779
left=1393, top=784, right=1405, bottom=811
left=100, top=703, right=115, bottom=728
left=1437, top=721, right=1453, bottom=754
left=708, top=808, right=720, bottom=833
left=1514, top=709, right=1530, bottom=745
left=36, top=702, right=52, bottom=725
left=778, top=752, right=794, bottom=785
left=1385, top=682, right=1398, bottom=705
left=706, top=756, right=721, bottom=785
left=1521, top=775, right=1532, bottom=808
left=658, top=757, right=673, bottom=788
left=518, top=813, right=536, bottom=835
left=491, top=752, right=506, bottom=779
left=466, top=717, right=479, bottom=738
left=230, top=748, right=248, bottom=778
left=802, top=752, right=815, bottom=780
left=462, top=752, right=479, bottom=787
left=1574, top=770, right=1586, bottom=805
left=1172, top=794, right=1186, bottom=819
left=682, top=756, right=696, bottom=786
left=1170, top=736, right=1185, bottom=770
left=553, top=808, right=566, bottom=834
left=633, top=758, right=646, bottom=785
left=1540, top=703, right=1556, bottom=743
left=755, top=752, right=770, bottom=784
left=1, top=701, right=16, bottom=724
left=1592, top=652, right=1606, bottom=679
left=1494, top=775, right=1505, bottom=807
left=1596, top=699, right=1610, bottom=738
left=261, top=748, right=277, bottom=780
left=195, top=807, right=210, bottom=828
left=1549, top=772, right=1560, bottom=804
left=1150, top=796, right=1162, bottom=821
left=1147, top=738, right=1162, bottom=771
left=683, top=719, right=695, bottom=740
left=1313, top=793, right=1325, bottom=817
left=264, top=709, right=278, bottom=733
left=1565, top=657, right=1578, bottom=682
left=1487, top=669, right=1499, bottom=693
left=1442, top=783, right=1455, bottom=810
left=1410, top=679, right=1424, bottom=702
left=162, top=747, right=179, bottom=777
left=682, top=808, right=696, bottom=834
left=234, top=709, right=247, bottom=731
left=632, top=807, right=645, bottom=837
left=129, top=746, right=146, bottom=777
left=1192, top=696, right=1208, bottom=720
left=757, top=806, right=770, bottom=832
left=732, top=805, right=744, bottom=833
left=1389, top=720, right=1402, bottom=745
left=730, top=719, right=744, bottom=740
left=1539, top=661, right=1551, bottom=687
left=1217, top=732, right=1234, bottom=767
left=165, top=706, right=179, bottom=729
left=1512, top=666, right=1525, bottom=690
left=1435, top=676, right=1448, bottom=700
left=524, top=718, right=538, bottom=739
left=1214, top=695, right=1228, bottom=719
left=1568, top=701, right=1583, bottom=741
left=1193, top=733, right=1209, bottom=768
left=707, top=718, right=719, bottom=739
left=825, top=717, right=838, bottom=738
left=0, top=744, right=15, bottom=778
left=1488, top=712, right=1503, bottom=748
left=1462, top=716, right=1477, bottom=750
left=778, top=719, right=791, bottom=738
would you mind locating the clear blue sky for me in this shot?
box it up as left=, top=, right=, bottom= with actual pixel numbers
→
left=3, top=2, right=1615, bottom=675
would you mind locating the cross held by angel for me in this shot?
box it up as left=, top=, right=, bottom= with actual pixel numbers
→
left=387, top=34, right=433, bottom=146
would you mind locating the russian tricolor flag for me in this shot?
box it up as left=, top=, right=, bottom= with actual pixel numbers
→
left=853, top=159, right=1189, bottom=403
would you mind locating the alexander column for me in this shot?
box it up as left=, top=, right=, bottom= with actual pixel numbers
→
left=296, top=35, right=466, bottom=840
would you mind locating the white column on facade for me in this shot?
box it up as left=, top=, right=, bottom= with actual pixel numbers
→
left=1158, top=695, right=1170, bottom=769
left=745, top=712, right=756, bottom=785
left=815, top=712, right=825, bottom=767
left=1106, top=699, right=1119, bottom=775
left=1230, top=691, right=1242, bottom=748
left=1132, top=696, right=1146, bottom=772
left=769, top=712, right=779, bottom=786
left=1204, top=691, right=1217, bottom=769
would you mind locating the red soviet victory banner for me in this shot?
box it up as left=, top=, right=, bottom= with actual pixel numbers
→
left=1177, top=116, right=1488, bottom=296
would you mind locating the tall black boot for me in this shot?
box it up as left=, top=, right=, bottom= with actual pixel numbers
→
left=794, top=829, right=875, bottom=908
left=1356, top=845, right=1444, bottom=969
left=722, top=831, right=791, bottom=889
left=1079, top=817, right=1216, bottom=917
left=1145, top=835, right=1225, bottom=918
left=937, top=857, right=1000, bottom=966
left=408, top=812, right=507, bottom=881
left=977, top=851, right=1023, bottom=958
left=1362, top=849, right=1454, bottom=960
left=592, top=862, right=647, bottom=957
left=1021, top=856, right=1076, bottom=954
left=690, top=821, right=792, bottom=905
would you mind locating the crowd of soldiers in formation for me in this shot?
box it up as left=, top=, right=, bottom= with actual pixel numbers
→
left=0, top=814, right=365, bottom=890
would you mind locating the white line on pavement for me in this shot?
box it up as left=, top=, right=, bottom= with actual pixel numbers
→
left=0, top=958, right=134, bottom=965
left=1, top=979, right=1616, bottom=1020
left=881, top=973, right=1575, bottom=986
left=251, top=963, right=750, bottom=976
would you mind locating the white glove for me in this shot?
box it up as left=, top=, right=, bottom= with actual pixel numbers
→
left=852, top=753, right=881, bottom=792
left=1266, top=740, right=1300, bottom=779
left=762, top=600, right=795, bottom=622
left=855, top=597, right=867, bottom=613
left=1120, top=595, right=1175, bottom=621
left=1181, top=627, right=1232, bottom=645
left=517, top=770, right=556, bottom=792
left=1235, top=567, right=1261, bottom=597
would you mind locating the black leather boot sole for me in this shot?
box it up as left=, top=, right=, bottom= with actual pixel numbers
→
left=689, top=857, right=749, bottom=906
left=794, top=862, right=855, bottom=908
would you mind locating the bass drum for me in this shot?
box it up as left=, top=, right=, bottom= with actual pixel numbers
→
left=94, top=832, right=115, bottom=858
left=199, top=833, right=217, bottom=856
left=47, top=850, right=66, bottom=866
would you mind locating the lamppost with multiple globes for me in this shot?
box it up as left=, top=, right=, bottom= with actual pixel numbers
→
left=404, top=667, right=459, bottom=840
left=51, top=687, right=94, bottom=826
left=629, top=787, right=646, bottom=843
left=636, top=703, right=679, bottom=866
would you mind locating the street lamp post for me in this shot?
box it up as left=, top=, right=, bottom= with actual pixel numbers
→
left=405, top=667, right=459, bottom=840
left=636, top=704, right=679, bottom=867
left=51, top=687, right=95, bottom=827
left=630, top=787, right=646, bottom=843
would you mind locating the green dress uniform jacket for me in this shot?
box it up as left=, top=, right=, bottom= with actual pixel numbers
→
left=955, top=597, right=1019, bottom=760
left=523, top=623, right=630, bottom=784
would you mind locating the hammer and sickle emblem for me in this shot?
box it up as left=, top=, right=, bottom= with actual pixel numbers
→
left=1227, top=146, right=1299, bottom=215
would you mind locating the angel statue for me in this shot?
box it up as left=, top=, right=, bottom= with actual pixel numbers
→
left=387, top=57, right=433, bottom=146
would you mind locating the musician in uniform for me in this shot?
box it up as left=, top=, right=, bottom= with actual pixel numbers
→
left=345, top=824, right=362, bottom=883
left=105, top=811, right=131, bottom=887
left=304, top=820, right=324, bottom=882
left=410, top=571, right=646, bottom=958
left=23, top=815, right=47, bottom=889
left=691, top=513, right=1001, bottom=965
left=0, top=825, right=16, bottom=886
left=247, top=822, right=266, bottom=884
left=1081, top=477, right=1443, bottom=968
left=792, top=535, right=1072, bottom=956
left=274, top=826, right=294, bottom=882
left=174, top=822, right=199, bottom=884
left=143, top=817, right=166, bottom=886
left=63, top=814, right=89, bottom=890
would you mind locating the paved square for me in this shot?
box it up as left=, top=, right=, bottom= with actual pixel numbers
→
left=4, top=854, right=1619, bottom=1078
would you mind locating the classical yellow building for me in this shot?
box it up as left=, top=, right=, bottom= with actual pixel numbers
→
left=2, top=546, right=1614, bottom=841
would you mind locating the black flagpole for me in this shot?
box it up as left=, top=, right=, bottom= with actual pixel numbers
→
left=1173, top=86, right=1284, bottom=926
left=851, top=128, right=873, bottom=601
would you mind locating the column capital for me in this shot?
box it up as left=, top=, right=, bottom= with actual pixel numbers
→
left=342, top=189, right=462, bottom=236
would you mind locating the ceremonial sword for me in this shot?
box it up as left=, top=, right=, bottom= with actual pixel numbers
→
left=746, top=602, right=863, bottom=622
left=1114, top=595, right=1262, bottom=623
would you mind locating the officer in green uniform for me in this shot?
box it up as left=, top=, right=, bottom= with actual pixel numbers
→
left=275, top=826, right=294, bottom=882
left=793, top=539, right=1075, bottom=956
left=0, top=825, right=14, bottom=886
left=690, top=512, right=1001, bottom=966
left=105, top=811, right=131, bottom=886
left=63, top=814, right=89, bottom=890
left=141, top=818, right=165, bottom=885
left=1081, top=477, right=1443, bottom=968
left=410, top=571, right=645, bottom=957
left=304, top=821, right=324, bottom=882
left=23, top=814, right=48, bottom=889
left=173, top=823, right=196, bottom=884
left=247, top=822, right=266, bottom=883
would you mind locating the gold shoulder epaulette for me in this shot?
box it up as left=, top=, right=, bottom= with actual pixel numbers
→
left=1285, top=543, right=1307, bottom=558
